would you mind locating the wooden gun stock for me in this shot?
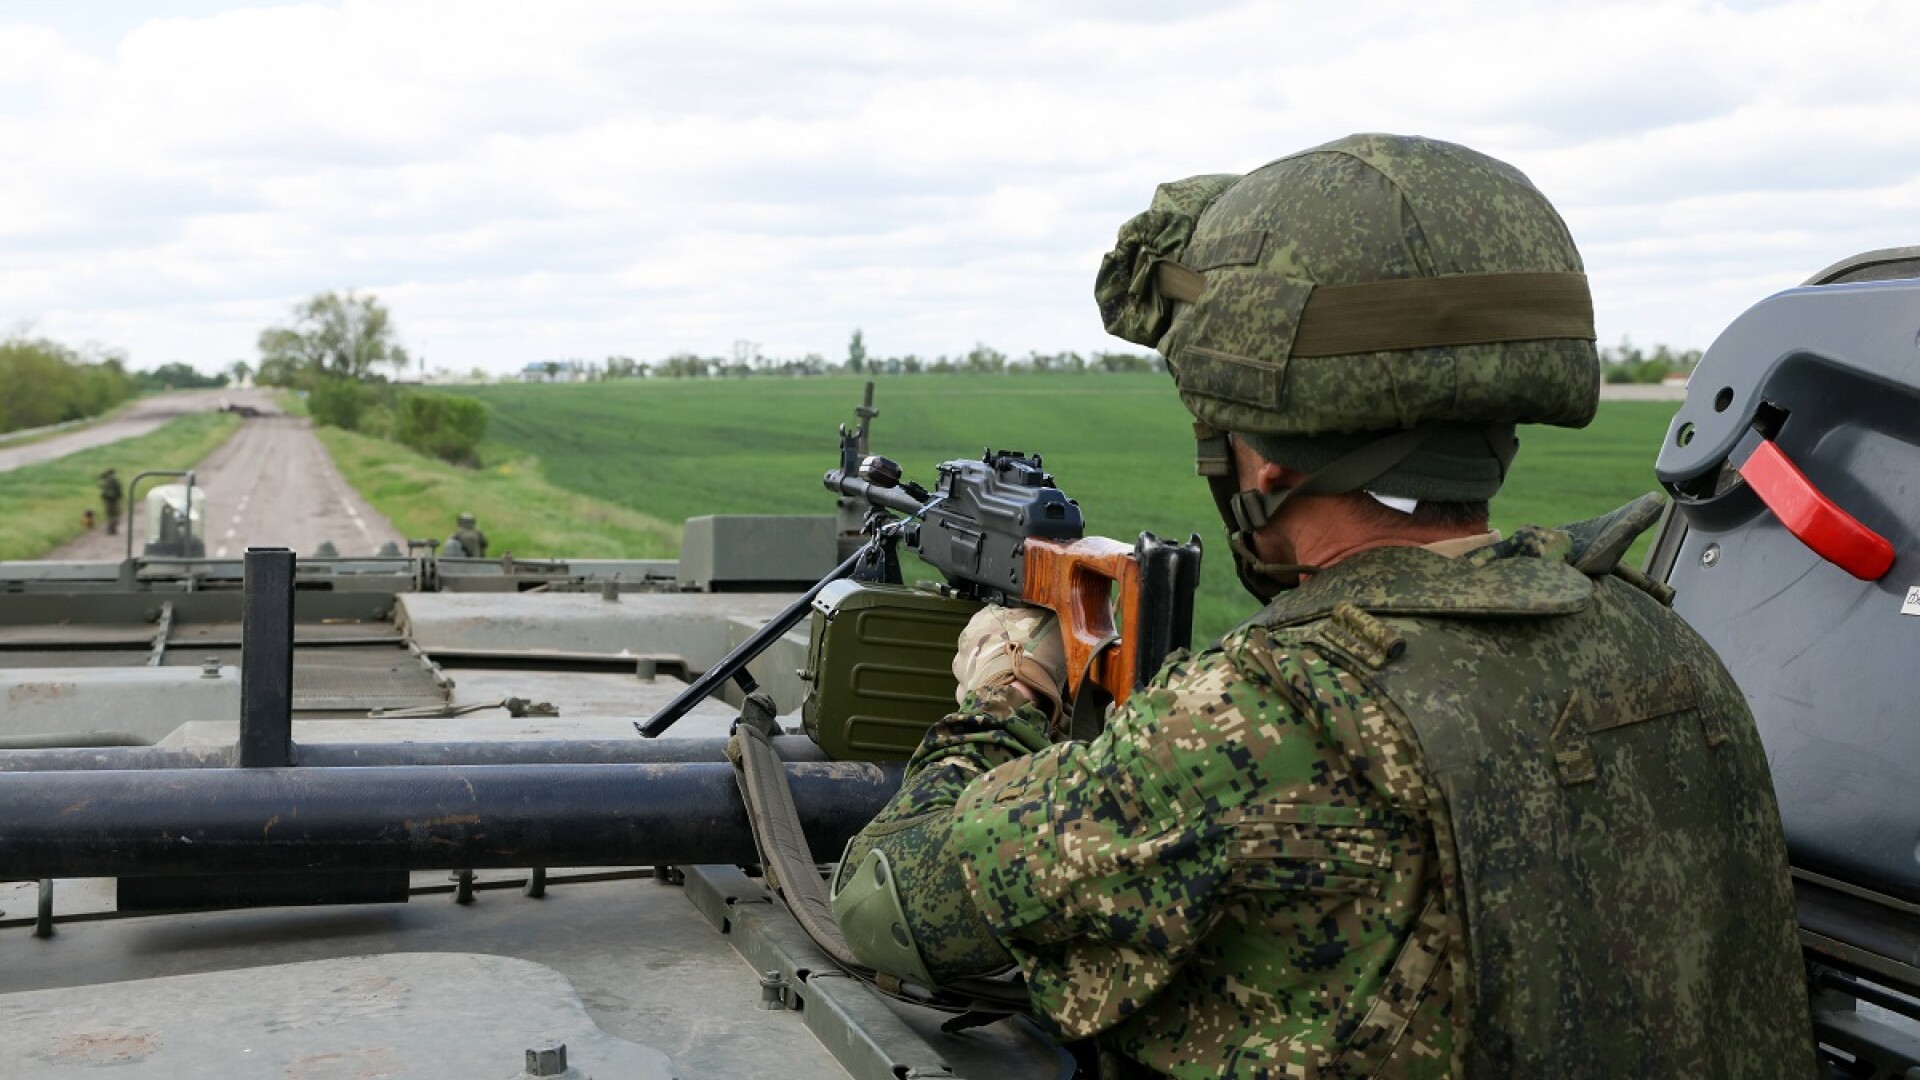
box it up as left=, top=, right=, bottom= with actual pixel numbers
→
left=1022, top=536, right=1147, bottom=708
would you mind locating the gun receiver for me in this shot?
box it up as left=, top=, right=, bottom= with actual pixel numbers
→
left=826, top=443, right=1200, bottom=715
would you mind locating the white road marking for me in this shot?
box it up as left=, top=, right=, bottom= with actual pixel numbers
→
left=225, top=527, right=237, bottom=539
left=215, top=545, right=228, bottom=557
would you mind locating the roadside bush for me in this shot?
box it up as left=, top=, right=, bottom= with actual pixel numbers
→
left=308, top=378, right=368, bottom=430
left=358, top=401, right=398, bottom=441
left=0, top=337, right=135, bottom=434
left=394, top=391, right=488, bottom=466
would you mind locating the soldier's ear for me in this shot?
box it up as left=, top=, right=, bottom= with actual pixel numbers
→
left=1231, top=437, right=1293, bottom=496
left=1228, top=432, right=1290, bottom=491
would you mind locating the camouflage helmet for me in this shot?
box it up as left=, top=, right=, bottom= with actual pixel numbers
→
left=1095, top=133, right=1600, bottom=504
left=457, top=512, right=476, bottom=528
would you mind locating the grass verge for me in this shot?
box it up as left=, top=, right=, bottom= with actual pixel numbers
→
left=316, top=426, right=681, bottom=560
left=0, top=412, right=242, bottom=561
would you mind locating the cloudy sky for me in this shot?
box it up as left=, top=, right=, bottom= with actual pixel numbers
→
left=0, top=0, right=1912, bottom=375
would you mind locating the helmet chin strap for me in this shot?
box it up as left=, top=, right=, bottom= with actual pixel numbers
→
left=1195, top=425, right=1439, bottom=602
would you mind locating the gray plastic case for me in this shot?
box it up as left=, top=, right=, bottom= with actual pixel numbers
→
left=1650, top=270, right=1920, bottom=987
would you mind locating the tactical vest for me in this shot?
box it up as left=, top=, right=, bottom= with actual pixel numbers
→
left=1249, top=499, right=1814, bottom=1078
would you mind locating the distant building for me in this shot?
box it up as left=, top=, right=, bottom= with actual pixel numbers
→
left=520, top=361, right=589, bottom=384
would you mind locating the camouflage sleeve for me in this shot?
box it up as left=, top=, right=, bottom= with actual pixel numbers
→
left=849, top=633, right=1409, bottom=1039
left=945, top=638, right=1395, bottom=1037
left=838, top=683, right=1055, bottom=980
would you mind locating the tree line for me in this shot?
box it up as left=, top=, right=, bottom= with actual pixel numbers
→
left=535, top=332, right=1698, bottom=385
left=534, top=333, right=1165, bottom=382
left=1599, top=341, right=1700, bottom=385
left=0, top=338, right=242, bottom=436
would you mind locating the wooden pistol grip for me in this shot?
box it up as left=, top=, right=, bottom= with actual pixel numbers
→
left=1022, top=537, right=1143, bottom=708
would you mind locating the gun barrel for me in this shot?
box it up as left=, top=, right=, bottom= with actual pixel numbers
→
left=823, top=469, right=928, bottom=517
left=0, top=761, right=900, bottom=878
left=0, top=735, right=829, bottom=772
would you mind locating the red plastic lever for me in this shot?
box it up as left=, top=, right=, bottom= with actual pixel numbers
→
left=1735, top=436, right=1895, bottom=581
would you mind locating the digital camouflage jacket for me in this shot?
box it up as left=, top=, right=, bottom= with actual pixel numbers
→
left=842, top=501, right=1814, bottom=1079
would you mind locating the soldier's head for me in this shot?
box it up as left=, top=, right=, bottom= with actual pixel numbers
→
left=1095, top=133, right=1600, bottom=598
left=457, top=512, right=477, bottom=528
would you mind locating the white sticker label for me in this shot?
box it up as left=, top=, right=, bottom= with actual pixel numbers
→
left=1904, top=587, right=1920, bottom=616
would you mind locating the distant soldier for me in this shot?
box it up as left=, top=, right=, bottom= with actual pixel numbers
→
left=99, top=469, right=123, bottom=535
left=449, top=512, right=488, bottom=558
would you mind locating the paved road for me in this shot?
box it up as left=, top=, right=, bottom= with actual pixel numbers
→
left=0, top=389, right=236, bottom=473
left=48, top=402, right=405, bottom=561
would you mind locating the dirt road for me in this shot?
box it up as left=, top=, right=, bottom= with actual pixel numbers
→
left=48, top=402, right=404, bottom=561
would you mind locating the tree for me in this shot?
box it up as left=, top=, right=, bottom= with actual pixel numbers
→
left=229, top=360, right=253, bottom=387
left=0, top=337, right=135, bottom=433
left=256, top=355, right=303, bottom=387
left=848, top=329, right=867, bottom=374
left=135, top=361, right=227, bottom=391
left=257, top=290, right=412, bottom=383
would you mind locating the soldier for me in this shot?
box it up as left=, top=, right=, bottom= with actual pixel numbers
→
left=832, top=135, right=1815, bottom=1078
left=449, top=512, right=488, bottom=558
left=98, top=468, right=122, bottom=535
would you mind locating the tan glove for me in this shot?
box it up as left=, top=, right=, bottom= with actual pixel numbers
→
left=952, top=605, right=1067, bottom=722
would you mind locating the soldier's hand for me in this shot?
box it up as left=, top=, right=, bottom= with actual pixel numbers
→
left=952, top=605, right=1067, bottom=723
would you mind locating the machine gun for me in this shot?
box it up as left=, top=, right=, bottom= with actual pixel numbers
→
left=639, top=386, right=1201, bottom=739
left=825, top=446, right=1200, bottom=723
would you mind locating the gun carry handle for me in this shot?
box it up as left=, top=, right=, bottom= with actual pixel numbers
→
left=1022, top=537, right=1143, bottom=708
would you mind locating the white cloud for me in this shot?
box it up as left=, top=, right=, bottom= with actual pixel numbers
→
left=0, top=0, right=1913, bottom=370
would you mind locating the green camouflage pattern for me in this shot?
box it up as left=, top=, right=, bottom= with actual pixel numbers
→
left=1254, top=526, right=1815, bottom=1078
left=843, top=507, right=1812, bottom=1079
left=1094, top=134, right=1599, bottom=440
left=450, top=526, right=487, bottom=557
left=849, top=628, right=1455, bottom=1078
left=835, top=685, right=1042, bottom=980
left=1095, top=173, right=1239, bottom=348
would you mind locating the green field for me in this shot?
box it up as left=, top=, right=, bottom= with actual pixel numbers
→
left=1, top=412, right=242, bottom=561
left=455, top=374, right=1680, bottom=641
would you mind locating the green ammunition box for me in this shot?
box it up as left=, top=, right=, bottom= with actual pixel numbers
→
left=801, top=579, right=982, bottom=761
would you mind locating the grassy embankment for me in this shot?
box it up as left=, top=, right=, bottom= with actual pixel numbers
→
left=0, top=412, right=242, bottom=561
left=444, top=374, right=1680, bottom=641
left=316, top=427, right=680, bottom=559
